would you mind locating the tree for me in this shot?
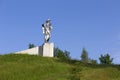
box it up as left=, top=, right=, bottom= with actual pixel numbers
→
left=54, top=47, right=71, bottom=62
left=28, top=43, right=36, bottom=49
left=99, top=53, right=113, bottom=64
left=81, top=48, right=88, bottom=63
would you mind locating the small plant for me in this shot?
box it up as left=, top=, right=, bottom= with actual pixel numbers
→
left=28, top=43, right=36, bottom=49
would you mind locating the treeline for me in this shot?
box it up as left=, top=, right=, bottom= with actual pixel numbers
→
left=28, top=43, right=114, bottom=64
left=54, top=47, right=114, bottom=65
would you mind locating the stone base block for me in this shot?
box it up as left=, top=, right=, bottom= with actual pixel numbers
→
left=39, top=43, right=54, bottom=57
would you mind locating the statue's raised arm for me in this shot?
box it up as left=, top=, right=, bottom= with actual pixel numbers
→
left=42, top=19, right=52, bottom=43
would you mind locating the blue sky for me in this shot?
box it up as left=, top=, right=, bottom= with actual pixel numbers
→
left=0, top=0, right=120, bottom=64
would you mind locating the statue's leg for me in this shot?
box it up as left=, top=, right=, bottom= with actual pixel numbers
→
left=47, top=38, right=49, bottom=42
left=45, top=35, right=47, bottom=43
left=46, top=34, right=50, bottom=42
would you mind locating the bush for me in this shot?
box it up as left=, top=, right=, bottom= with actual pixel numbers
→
left=99, top=54, right=113, bottom=64
left=54, top=47, right=71, bottom=62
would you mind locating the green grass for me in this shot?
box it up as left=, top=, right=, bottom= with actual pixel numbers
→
left=81, top=66, right=120, bottom=80
left=0, top=54, right=120, bottom=80
left=0, top=54, right=70, bottom=80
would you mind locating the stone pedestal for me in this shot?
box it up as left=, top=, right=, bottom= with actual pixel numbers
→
left=39, top=43, right=54, bottom=57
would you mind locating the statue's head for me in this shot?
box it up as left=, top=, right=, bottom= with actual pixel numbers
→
left=46, top=19, right=50, bottom=23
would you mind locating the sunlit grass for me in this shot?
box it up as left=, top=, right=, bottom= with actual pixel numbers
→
left=0, top=54, right=70, bottom=80
left=0, top=54, right=120, bottom=80
left=81, top=66, right=120, bottom=80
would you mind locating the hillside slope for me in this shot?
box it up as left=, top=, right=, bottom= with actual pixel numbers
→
left=0, top=54, right=70, bottom=80
left=0, top=54, right=120, bottom=80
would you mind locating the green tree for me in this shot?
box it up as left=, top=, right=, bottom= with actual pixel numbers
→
left=81, top=48, right=88, bottom=63
left=28, top=43, right=36, bottom=49
left=99, top=53, right=113, bottom=64
left=54, top=47, right=71, bottom=62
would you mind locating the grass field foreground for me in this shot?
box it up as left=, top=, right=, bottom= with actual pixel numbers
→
left=0, top=54, right=120, bottom=80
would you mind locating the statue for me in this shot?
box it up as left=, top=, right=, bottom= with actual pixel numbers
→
left=42, top=19, right=52, bottom=43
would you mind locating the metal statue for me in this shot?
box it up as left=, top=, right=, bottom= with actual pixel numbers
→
left=42, top=19, right=52, bottom=43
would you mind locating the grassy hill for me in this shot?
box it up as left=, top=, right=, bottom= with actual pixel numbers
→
left=0, top=54, right=120, bottom=80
